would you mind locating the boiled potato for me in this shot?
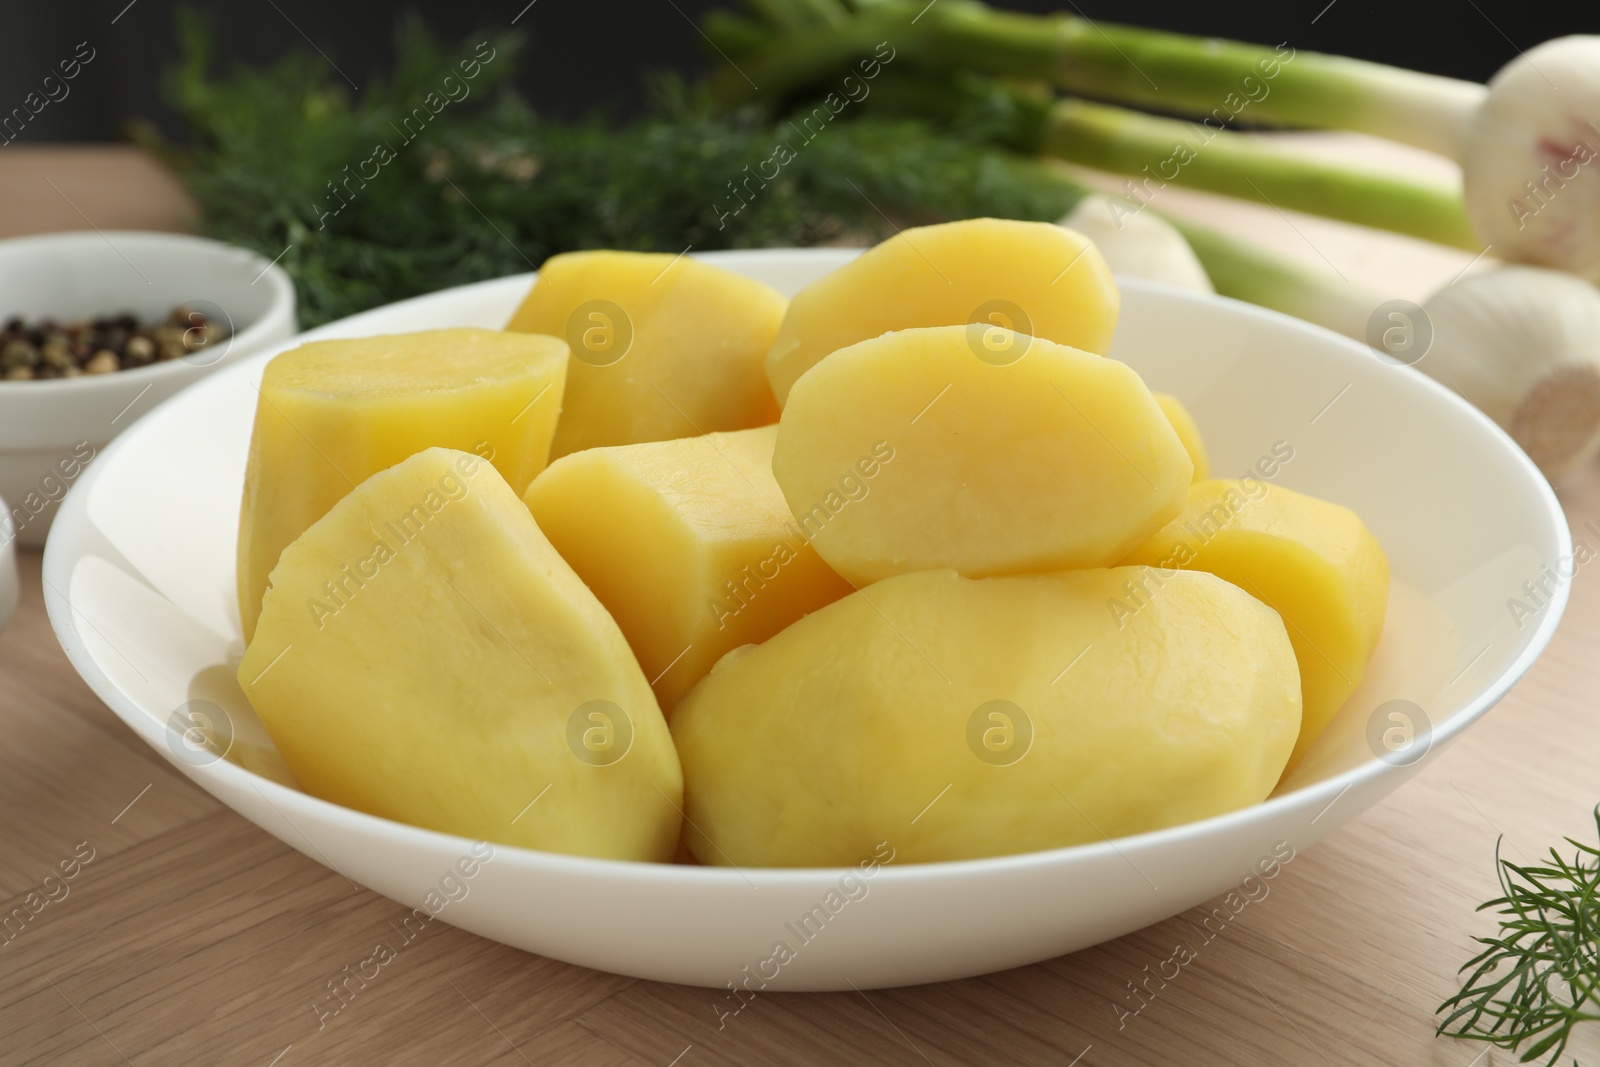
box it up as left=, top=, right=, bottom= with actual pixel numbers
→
left=237, top=328, right=566, bottom=641
left=506, top=251, right=785, bottom=457
left=1121, top=479, right=1389, bottom=767
left=238, top=448, right=682, bottom=861
left=1154, top=393, right=1209, bottom=480
left=524, top=425, right=854, bottom=713
left=673, top=567, right=1301, bottom=866
left=765, top=217, right=1118, bottom=404
left=771, top=325, right=1192, bottom=586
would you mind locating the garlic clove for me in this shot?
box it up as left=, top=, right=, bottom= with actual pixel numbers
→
left=1060, top=195, right=1215, bottom=294
left=1419, top=265, right=1600, bottom=482
left=1462, top=36, right=1600, bottom=283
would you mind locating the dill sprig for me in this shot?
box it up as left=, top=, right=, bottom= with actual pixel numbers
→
left=154, top=13, right=1081, bottom=326
left=1437, top=806, right=1600, bottom=1064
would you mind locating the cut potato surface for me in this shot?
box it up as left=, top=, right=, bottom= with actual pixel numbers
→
left=238, top=448, right=682, bottom=861
left=772, top=325, right=1192, bottom=586
left=506, top=250, right=785, bottom=458
left=672, top=567, right=1301, bottom=867
left=524, top=425, right=854, bottom=713
left=765, top=217, right=1119, bottom=405
left=237, top=328, right=566, bottom=641
left=1155, top=393, right=1210, bottom=481
left=1120, top=479, right=1389, bottom=768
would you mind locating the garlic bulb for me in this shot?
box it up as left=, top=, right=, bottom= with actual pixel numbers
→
left=1419, top=266, right=1600, bottom=481
left=1462, top=36, right=1600, bottom=283
left=1060, top=195, right=1214, bottom=294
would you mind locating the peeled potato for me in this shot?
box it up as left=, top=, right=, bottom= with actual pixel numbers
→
left=524, top=425, right=854, bottom=713
left=238, top=448, right=682, bottom=861
left=771, top=325, right=1192, bottom=586
left=1155, top=393, right=1210, bottom=480
left=506, top=250, right=785, bottom=457
left=237, top=328, right=567, bottom=641
left=673, top=567, right=1301, bottom=867
left=765, top=217, right=1118, bottom=404
left=1121, top=479, right=1389, bottom=767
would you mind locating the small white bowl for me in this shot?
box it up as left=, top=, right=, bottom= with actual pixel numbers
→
left=42, top=250, right=1570, bottom=990
left=0, top=231, right=296, bottom=546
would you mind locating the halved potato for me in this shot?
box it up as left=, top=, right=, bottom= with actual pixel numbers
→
left=673, top=567, right=1301, bottom=867
left=506, top=251, right=785, bottom=457
left=238, top=447, right=682, bottom=861
left=766, top=217, right=1118, bottom=404
left=237, top=328, right=567, bottom=641
left=524, top=425, right=854, bottom=713
left=772, top=325, right=1192, bottom=586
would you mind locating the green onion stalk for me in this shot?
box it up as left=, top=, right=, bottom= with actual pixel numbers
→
left=1038, top=98, right=1477, bottom=249
left=1115, top=204, right=1600, bottom=482
left=710, top=0, right=1600, bottom=279
left=848, top=66, right=1479, bottom=249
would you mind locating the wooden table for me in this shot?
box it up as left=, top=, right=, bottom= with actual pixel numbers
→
left=2, top=144, right=1597, bottom=1067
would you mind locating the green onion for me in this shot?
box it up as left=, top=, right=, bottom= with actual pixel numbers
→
left=1163, top=214, right=1600, bottom=481
left=1040, top=98, right=1477, bottom=249
left=716, top=1, right=1485, bottom=157
left=712, top=2, right=1600, bottom=278
left=1164, top=216, right=1376, bottom=340
left=918, top=1, right=1486, bottom=158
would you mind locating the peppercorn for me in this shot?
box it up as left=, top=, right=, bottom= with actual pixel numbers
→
left=0, top=305, right=231, bottom=381
left=85, top=350, right=119, bottom=375
left=1, top=339, right=37, bottom=369
left=41, top=340, right=73, bottom=370
left=124, top=334, right=157, bottom=364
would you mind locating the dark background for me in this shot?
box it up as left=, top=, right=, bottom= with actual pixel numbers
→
left=4, top=0, right=1596, bottom=143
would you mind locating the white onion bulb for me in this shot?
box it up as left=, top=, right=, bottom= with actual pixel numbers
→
left=1462, top=36, right=1600, bottom=283
left=1060, top=195, right=1214, bottom=294
left=1420, top=265, right=1600, bottom=481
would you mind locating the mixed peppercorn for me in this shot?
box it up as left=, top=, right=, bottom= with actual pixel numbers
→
left=0, top=306, right=230, bottom=381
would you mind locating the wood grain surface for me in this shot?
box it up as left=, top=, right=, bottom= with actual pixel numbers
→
left=2, top=143, right=1598, bottom=1067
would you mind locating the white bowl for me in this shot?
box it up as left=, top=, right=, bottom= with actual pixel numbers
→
left=0, top=231, right=297, bottom=547
left=42, top=249, right=1570, bottom=990
left=0, top=492, right=15, bottom=635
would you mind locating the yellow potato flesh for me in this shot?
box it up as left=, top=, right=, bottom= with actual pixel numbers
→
left=672, top=567, right=1300, bottom=867
left=1120, top=479, right=1389, bottom=768
left=771, top=325, right=1193, bottom=586
left=765, top=217, right=1119, bottom=405
left=1155, top=393, right=1210, bottom=480
left=237, top=448, right=682, bottom=861
left=524, top=426, right=854, bottom=714
left=236, top=328, right=566, bottom=641
left=506, top=250, right=785, bottom=458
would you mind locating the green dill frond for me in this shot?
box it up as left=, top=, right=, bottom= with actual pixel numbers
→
left=1437, top=806, right=1600, bottom=1065
left=158, top=15, right=1080, bottom=325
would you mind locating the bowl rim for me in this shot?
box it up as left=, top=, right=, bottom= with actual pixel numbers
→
left=0, top=230, right=296, bottom=396
left=40, top=258, right=1575, bottom=888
